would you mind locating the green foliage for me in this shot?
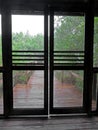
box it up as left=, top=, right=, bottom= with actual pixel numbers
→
left=75, top=77, right=83, bottom=92
left=12, top=32, right=44, bottom=51
left=54, top=16, right=98, bottom=66
left=55, top=71, right=75, bottom=84
left=54, top=16, right=85, bottom=51
left=94, top=17, right=98, bottom=66
left=13, top=71, right=33, bottom=86
left=55, top=71, right=83, bottom=92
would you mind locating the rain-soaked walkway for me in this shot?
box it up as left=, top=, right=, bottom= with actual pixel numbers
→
left=0, top=71, right=96, bottom=114
left=13, top=71, right=83, bottom=108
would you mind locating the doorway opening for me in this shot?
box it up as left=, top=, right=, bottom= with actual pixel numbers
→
left=0, top=10, right=95, bottom=117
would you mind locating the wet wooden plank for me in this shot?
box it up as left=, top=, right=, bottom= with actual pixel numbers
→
left=0, top=117, right=98, bottom=130
left=13, top=70, right=84, bottom=108
left=0, top=70, right=96, bottom=113
left=13, top=71, right=44, bottom=108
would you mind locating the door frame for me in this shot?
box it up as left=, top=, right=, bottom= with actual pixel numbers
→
left=1, top=3, right=94, bottom=117
left=2, top=10, right=49, bottom=117
left=49, top=6, right=94, bottom=115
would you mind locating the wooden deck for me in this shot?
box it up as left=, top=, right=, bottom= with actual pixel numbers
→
left=0, top=70, right=96, bottom=113
left=0, top=117, right=98, bottom=130
left=13, top=71, right=84, bottom=108
left=54, top=77, right=83, bottom=107
left=13, top=71, right=44, bottom=108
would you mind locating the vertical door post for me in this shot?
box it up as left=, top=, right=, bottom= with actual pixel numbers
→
left=84, top=0, right=94, bottom=116
left=2, top=9, right=12, bottom=117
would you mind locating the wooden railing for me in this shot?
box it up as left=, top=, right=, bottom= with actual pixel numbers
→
left=53, top=51, right=84, bottom=66
left=12, top=51, right=44, bottom=66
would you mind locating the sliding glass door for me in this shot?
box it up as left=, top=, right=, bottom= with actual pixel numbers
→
left=1, top=7, right=94, bottom=117
left=11, top=14, right=48, bottom=115
left=49, top=10, right=93, bottom=115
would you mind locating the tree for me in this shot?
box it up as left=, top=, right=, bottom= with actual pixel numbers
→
left=54, top=16, right=85, bottom=87
left=12, top=32, right=44, bottom=51
left=94, top=17, right=98, bottom=66
left=54, top=16, right=85, bottom=51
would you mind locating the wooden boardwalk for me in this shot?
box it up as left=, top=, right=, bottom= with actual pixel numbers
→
left=13, top=71, right=83, bottom=108
left=13, top=71, right=44, bottom=108
left=0, top=70, right=96, bottom=113
left=54, top=77, right=83, bottom=107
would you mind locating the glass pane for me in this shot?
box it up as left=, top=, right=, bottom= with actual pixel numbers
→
left=54, top=16, right=85, bottom=51
left=92, top=73, right=97, bottom=111
left=93, top=17, right=98, bottom=67
left=12, top=15, right=44, bottom=66
left=54, top=70, right=83, bottom=107
left=0, top=73, right=3, bottom=114
left=12, top=15, right=44, bottom=51
left=0, top=15, right=2, bottom=66
left=13, top=70, right=44, bottom=108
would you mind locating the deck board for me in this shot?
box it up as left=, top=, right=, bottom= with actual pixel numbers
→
left=13, top=71, right=95, bottom=108
left=0, top=70, right=96, bottom=114
left=0, top=117, right=98, bottom=130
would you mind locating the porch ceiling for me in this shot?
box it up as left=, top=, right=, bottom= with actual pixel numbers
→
left=0, top=0, right=98, bottom=15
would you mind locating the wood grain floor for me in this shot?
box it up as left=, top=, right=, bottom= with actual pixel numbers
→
left=0, top=117, right=98, bottom=130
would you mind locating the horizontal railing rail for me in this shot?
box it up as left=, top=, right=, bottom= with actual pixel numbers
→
left=53, top=51, right=84, bottom=66
left=12, top=50, right=84, bottom=66
left=12, top=50, right=44, bottom=66
left=12, top=50, right=44, bottom=53
left=54, top=51, right=84, bottom=53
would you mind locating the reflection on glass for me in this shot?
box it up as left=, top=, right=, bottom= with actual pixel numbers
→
left=54, top=16, right=85, bottom=51
left=54, top=70, right=83, bottom=107
left=0, top=73, right=3, bottom=114
left=13, top=70, right=44, bottom=108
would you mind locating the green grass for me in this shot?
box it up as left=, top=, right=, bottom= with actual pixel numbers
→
left=13, top=71, right=33, bottom=87
left=55, top=71, right=83, bottom=92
